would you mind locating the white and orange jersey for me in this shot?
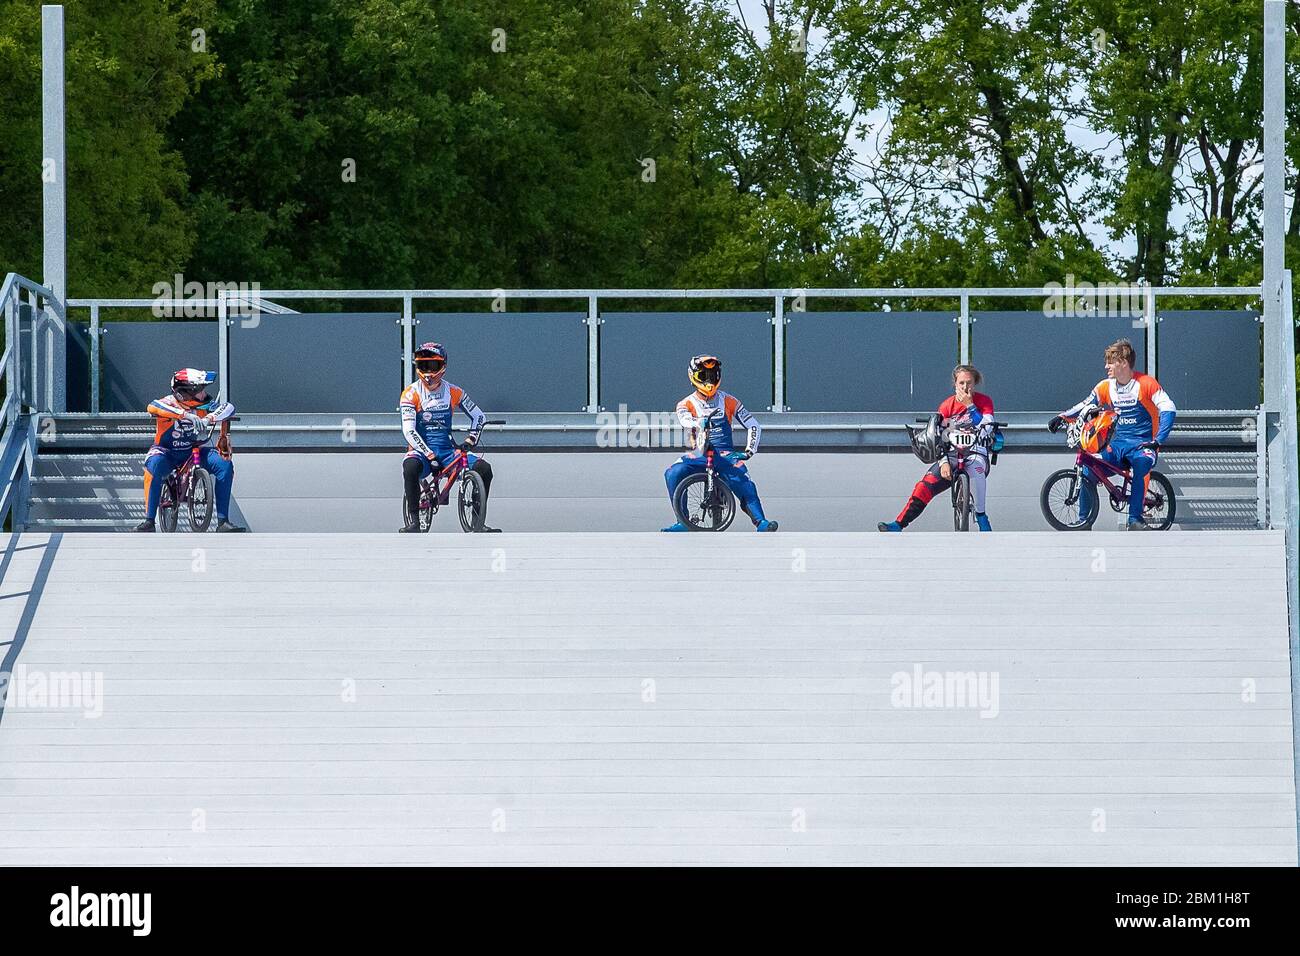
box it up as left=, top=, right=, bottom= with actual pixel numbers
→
left=399, top=378, right=485, bottom=458
left=675, top=390, right=760, bottom=456
left=1062, top=373, right=1176, bottom=445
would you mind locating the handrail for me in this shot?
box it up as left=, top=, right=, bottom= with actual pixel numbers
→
left=63, top=284, right=1264, bottom=306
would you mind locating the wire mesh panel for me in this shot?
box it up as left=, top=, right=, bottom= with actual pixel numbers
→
left=1156, top=310, right=1261, bottom=409
left=230, top=313, right=400, bottom=412
left=599, top=311, right=773, bottom=413
left=413, top=312, right=587, bottom=412
left=101, top=321, right=219, bottom=412
left=971, top=312, right=1148, bottom=411
left=786, top=311, right=956, bottom=411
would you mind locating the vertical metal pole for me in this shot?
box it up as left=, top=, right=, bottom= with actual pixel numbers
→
left=25, top=288, right=38, bottom=409
left=959, top=293, right=970, bottom=365
left=1279, top=270, right=1300, bottom=861
left=217, top=291, right=229, bottom=403
left=41, top=5, right=67, bottom=413
left=1260, top=1, right=1297, bottom=853
left=1264, top=0, right=1287, bottom=532
left=4, top=284, right=15, bottom=423
left=89, top=303, right=100, bottom=414
left=402, top=296, right=413, bottom=385
left=1145, top=285, right=1157, bottom=377
left=586, top=294, right=600, bottom=413
left=772, top=294, right=785, bottom=412
left=1257, top=405, right=1268, bottom=529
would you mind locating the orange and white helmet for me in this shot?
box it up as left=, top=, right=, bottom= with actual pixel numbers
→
left=688, top=354, right=722, bottom=398
left=1079, top=409, right=1117, bottom=454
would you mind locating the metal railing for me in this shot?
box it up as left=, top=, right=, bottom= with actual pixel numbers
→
left=1, top=273, right=62, bottom=528
left=68, top=284, right=1265, bottom=414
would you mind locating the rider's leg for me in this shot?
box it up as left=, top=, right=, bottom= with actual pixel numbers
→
left=142, top=450, right=182, bottom=521
left=199, top=448, right=235, bottom=521
left=718, top=464, right=767, bottom=525
left=1122, top=444, right=1157, bottom=525
left=470, top=457, right=492, bottom=501
left=968, top=452, right=989, bottom=513
left=1077, top=452, right=1108, bottom=523
left=402, top=455, right=426, bottom=522
left=967, top=452, right=992, bottom=529
left=662, top=458, right=702, bottom=530
left=895, top=461, right=950, bottom=529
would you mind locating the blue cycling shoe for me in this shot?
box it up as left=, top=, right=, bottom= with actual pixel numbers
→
left=661, top=522, right=689, bottom=532
left=877, top=521, right=902, bottom=532
left=975, top=512, right=992, bottom=532
left=755, top=519, right=778, bottom=532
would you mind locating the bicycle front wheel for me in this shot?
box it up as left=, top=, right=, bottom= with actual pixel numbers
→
left=1040, top=468, right=1098, bottom=530
left=953, top=473, right=970, bottom=531
left=458, top=470, right=487, bottom=532
left=673, top=472, right=737, bottom=531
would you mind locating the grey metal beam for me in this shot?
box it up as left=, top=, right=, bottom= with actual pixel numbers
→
left=40, top=5, right=66, bottom=413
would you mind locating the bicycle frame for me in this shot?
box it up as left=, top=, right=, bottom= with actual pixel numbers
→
left=1072, top=448, right=1132, bottom=507
left=417, top=446, right=472, bottom=514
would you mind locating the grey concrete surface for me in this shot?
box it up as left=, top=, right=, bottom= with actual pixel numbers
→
left=0, top=531, right=1293, bottom=865
left=224, top=450, right=1259, bottom=533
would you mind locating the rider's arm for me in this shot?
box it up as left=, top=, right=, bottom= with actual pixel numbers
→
left=203, top=400, right=235, bottom=423
left=451, top=386, right=487, bottom=444
left=729, top=398, right=761, bottom=455
left=1146, top=378, right=1177, bottom=443
left=1058, top=386, right=1101, bottom=420
left=675, top=399, right=702, bottom=451
left=147, top=396, right=201, bottom=424
left=399, top=391, right=437, bottom=459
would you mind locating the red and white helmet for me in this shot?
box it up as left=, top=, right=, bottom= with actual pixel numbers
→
left=171, top=368, right=216, bottom=405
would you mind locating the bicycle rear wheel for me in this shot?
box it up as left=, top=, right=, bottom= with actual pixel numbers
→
left=1140, top=470, right=1177, bottom=530
left=158, top=478, right=179, bottom=533
left=953, top=473, right=970, bottom=531
left=402, top=486, right=434, bottom=531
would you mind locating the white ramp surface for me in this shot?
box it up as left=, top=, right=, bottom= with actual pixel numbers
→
left=0, top=531, right=1294, bottom=865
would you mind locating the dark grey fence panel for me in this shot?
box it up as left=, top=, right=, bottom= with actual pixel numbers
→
left=230, top=313, right=399, bottom=413
left=65, top=321, right=91, bottom=413
left=1156, top=310, right=1260, bottom=409
left=600, top=312, right=772, bottom=413
left=971, top=312, right=1147, bottom=411
left=786, top=311, right=956, bottom=411
left=101, top=321, right=218, bottom=412
left=413, top=312, right=587, bottom=412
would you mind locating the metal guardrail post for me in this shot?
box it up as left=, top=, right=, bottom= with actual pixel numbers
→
left=4, top=282, right=15, bottom=424
left=772, top=294, right=785, bottom=412
left=586, top=294, right=600, bottom=413
left=1257, top=405, right=1268, bottom=529
left=959, top=293, right=971, bottom=365
left=402, top=296, right=413, bottom=385
left=90, top=303, right=100, bottom=414
left=1145, top=283, right=1157, bottom=377
left=217, top=291, right=229, bottom=402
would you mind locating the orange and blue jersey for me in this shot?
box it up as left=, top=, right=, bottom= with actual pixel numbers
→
left=145, top=395, right=234, bottom=454
left=400, top=378, right=486, bottom=461
left=674, top=390, right=760, bottom=457
left=1061, top=373, right=1176, bottom=447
